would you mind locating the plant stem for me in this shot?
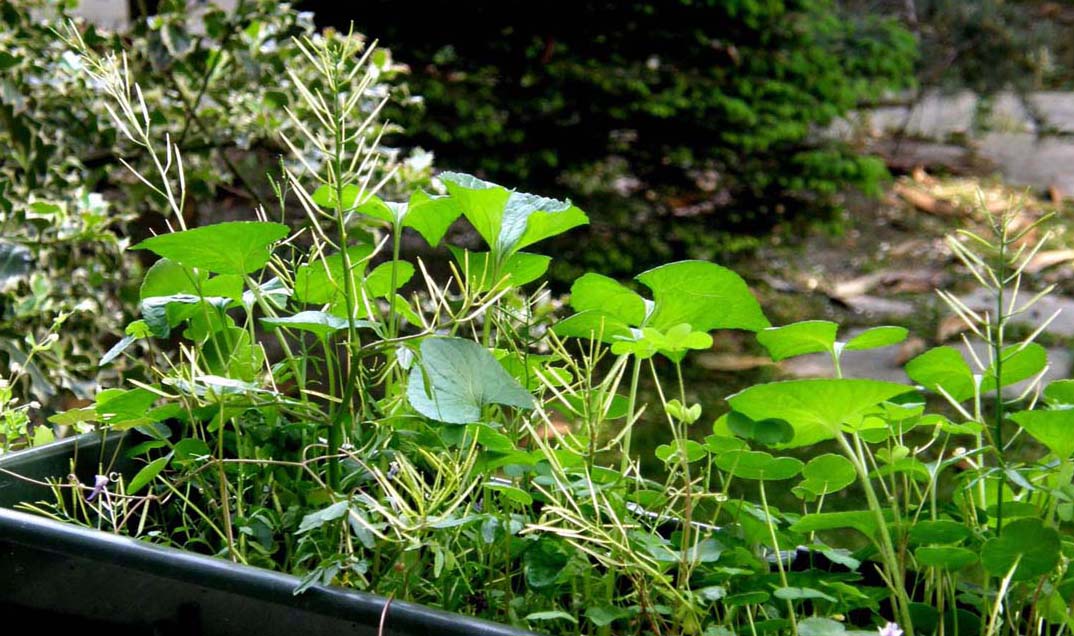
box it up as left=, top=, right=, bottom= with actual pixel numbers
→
left=619, top=355, right=643, bottom=476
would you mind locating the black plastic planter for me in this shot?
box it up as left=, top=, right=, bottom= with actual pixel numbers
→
left=0, top=433, right=538, bottom=636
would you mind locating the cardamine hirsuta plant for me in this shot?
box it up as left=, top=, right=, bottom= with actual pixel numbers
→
left=16, top=23, right=1073, bottom=636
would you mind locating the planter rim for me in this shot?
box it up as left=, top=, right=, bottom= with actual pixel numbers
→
left=0, top=433, right=539, bottom=636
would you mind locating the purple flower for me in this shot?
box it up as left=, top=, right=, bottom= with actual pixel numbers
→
left=86, top=474, right=109, bottom=502
left=878, top=622, right=903, bottom=636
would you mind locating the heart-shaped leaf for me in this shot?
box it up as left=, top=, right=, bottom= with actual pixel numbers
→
left=293, top=245, right=375, bottom=304
left=567, top=273, right=648, bottom=325
left=450, top=248, right=551, bottom=291
left=727, top=379, right=911, bottom=448
left=132, top=221, right=289, bottom=275
left=757, top=320, right=837, bottom=361
left=980, top=343, right=1047, bottom=393
left=1043, top=379, right=1074, bottom=406
left=408, top=337, right=535, bottom=424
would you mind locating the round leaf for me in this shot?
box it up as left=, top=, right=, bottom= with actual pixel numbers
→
left=980, top=518, right=1060, bottom=580
left=715, top=449, right=803, bottom=481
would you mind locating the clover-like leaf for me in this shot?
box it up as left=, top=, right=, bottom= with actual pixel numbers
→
left=132, top=221, right=289, bottom=275
left=407, top=337, right=535, bottom=424
left=727, top=379, right=911, bottom=448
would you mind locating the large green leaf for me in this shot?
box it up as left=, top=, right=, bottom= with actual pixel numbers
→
left=551, top=310, right=635, bottom=342
left=131, top=221, right=289, bottom=275
left=727, top=379, right=912, bottom=448
left=439, top=172, right=588, bottom=255
left=348, top=188, right=462, bottom=247
left=981, top=518, right=1060, bottom=580
left=407, top=337, right=535, bottom=424
left=757, top=320, right=837, bottom=361
left=905, top=346, right=975, bottom=402
left=637, top=261, right=769, bottom=333
left=1009, top=409, right=1074, bottom=459
left=568, top=273, right=648, bottom=325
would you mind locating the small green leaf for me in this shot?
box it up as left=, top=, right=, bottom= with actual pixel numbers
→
left=726, top=411, right=795, bottom=447
left=131, top=222, right=289, bottom=275
left=757, top=320, right=837, bottom=361
left=293, top=245, right=374, bottom=305
left=553, top=311, right=635, bottom=342
left=789, top=511, right=879, bottom=540
left=524, top=538, right=569, bottom=589
left=586, top=605, right=632, bottom=627
left=525, top=611, right=577, bottom=624
left=451, top=249, right=551, bottom=291
left=774, top=586, right=836, bottom=602
left=364, top=261, right=415, bottom=298
left=1043, top=379, right=1074, bottom=406
left=407, top=337, right=535, bottom=424
left=844, top=325, right=908, bottom=351
left=298, top=501, right=350, bottom=534
left=127, top=455, right=170, bottom=495
left=794, top=454, right=856, bottom=500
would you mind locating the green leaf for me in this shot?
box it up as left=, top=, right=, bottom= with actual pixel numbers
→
left=586, top=605, right=632, bottom=627
left=1043, top=380, right=1074, bottom=406
left=727, top=379, right=911, bottom=448
left=908, top=520, right=971, bottom=545
left=905, top=346, right=975, bottom=402
left=844, top=326, right=908, bottom=351
left=568, top=273, right=648, bottom=325
left=774, top=586, right=836, bottom=602
left=552, top=310, right=634, bottom=342
left=1009, top=409, right=1074, bottom=459
left=402, top=189, right=463, bottom=247
left=757, top=321, right=837, bottom=361
left=293, top=245, right=374, bottom=304
left=451, top=249, right=551, bottom=291
left=789, top=511, right=880, bottom=540
left=637, top=261, right=769, bottom=333
left=485, top=482, right=533, bottom=506
left=140, top=294, right=231, bottom=339
left=915, top=546, right=978, bottom=570
left=793, top=454, right=856, bottom=500
left=96, top=388, right=159, bottom=429
left=127, top=455, right=170, bottom=495
left=298, top=501, right=350, bottom=534
left=440, top=172, right=587, bottom=255
left=131, top=222, right=289, bottom=275
left=364, top=261, right=415, bottom=298
left=981, top=518, right=1060, bottom=580
left=726, top=411, right=795, bottom=447
left=524, top=538, right=569, bottom=589
left=796, top=616, right=846, bottom=636
left=407, top=337, right=535, bottom=424
left=261, top=311, right=378, bottom=338
left=715, top=450, right=803, bottom=481
left=980, top=343, right=1048, bottom=393
left=525, top=611, right=577, bottom=625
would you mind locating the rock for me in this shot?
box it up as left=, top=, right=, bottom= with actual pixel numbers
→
left=977, top=133, right=1074, bottom=197
left=1029, top=92, right=1074, bottom=134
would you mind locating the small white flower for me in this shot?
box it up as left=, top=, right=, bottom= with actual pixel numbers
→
left=878, top=622, right=903, bottom=636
